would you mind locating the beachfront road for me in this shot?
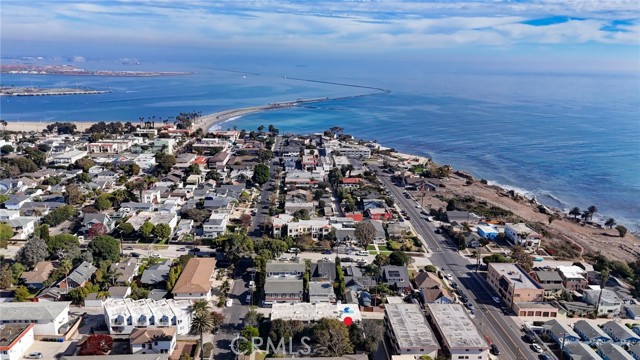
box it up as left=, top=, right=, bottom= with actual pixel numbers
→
left=374, top=165, right=547, bottom=360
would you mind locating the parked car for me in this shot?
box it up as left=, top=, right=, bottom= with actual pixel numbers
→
left=151, top=253, right=160, bottom=258
left=322, top=249, right=333, bottom=254
left=177, top=247, right=187, bottom=252
left=356, top=251, right=369, bottom=256
left=531, top=344, right=543, bottom=353
left=130, top=252, right=140, bottom=258
left=226, top=299, right=233, bottom=307
left=490, top=344, right=500, bottom=355
left=24, top=353, right=43, bottom=359
left=445, top=273, right=453, bottom=280
left=287, top=248, right=300, bottom=254
left=538, top=355, right=552, bottom=360
left=124, top=246, right=134, bottom=250
left=523, top=334, right=535, bottom=343
left=492, top=296, right=501, bottom=304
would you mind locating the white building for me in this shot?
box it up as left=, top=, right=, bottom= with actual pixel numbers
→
left=287, top=219, right=332, bottom=239
left=0, top=324, right=35, bottom=360
left=171, top=258, right=216, bottom=301
left=583, top=289, right=623, bottom=316
left=309, top=281, right=337, bottom=303
left=270, top=303, right=361, bottom=323
left=130, top=327, right=176, bottom=355
left=0, top=302, right=70, bottom=336
left=202, top=213, right=228, bottom=238
left=87, top=139, right=133, bottom=154
left=103, top=299, right=192, bottom=335
left=505, top=223, right=542, bottom=249
left=426, top=304, right=490, bottom=360
left=53, top=150, right=87, bottom=165
left=385, top=304, right=440, bottom=357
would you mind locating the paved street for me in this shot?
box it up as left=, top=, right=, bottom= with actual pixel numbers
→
left=375, top=164, right=549, bottom=360
left=249, top=136, right=283, bottom=238
left=214, top=264, right=252, bottom=360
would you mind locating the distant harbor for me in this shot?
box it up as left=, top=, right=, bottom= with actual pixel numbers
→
left=0, top=86, right=110, bottom=97
left=0, top=64, right=192, bottom=77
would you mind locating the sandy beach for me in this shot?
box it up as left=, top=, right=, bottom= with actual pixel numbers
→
left=4, top=121, right=99, bottom=133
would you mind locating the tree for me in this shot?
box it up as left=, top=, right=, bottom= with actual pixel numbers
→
left=79, top=334, right=113, bottom=355
left=587, top=205, right=598, bottom=220
left=243, top=309, right=263, bottom=327
left=13, top=286, right=31, bottom=302
left=47, top=234, right=79, bottom=257
left=605, top=218, right=616, bottom=229
left=118, top=222, right=135, bottom=236
left=389, top=251, right=410, bottom=266
left=424, top=265, right=438, bottom=273
left=15, top=238, right=49, bottom=269
left=205, top=170, right=221, bottom=182
left=94, top=194, right=112, bottom=211
left=182, top=208, right=212, bottom=224
left=252, top=163, right=270, bottom=185
left=616, top=225, right=628, bottom=238
left=153, top=223, right=172, bottom=241
left=140, top=221, right=154, bottom=239
left=483, top=253, right=513, bottom=264
left=0, top=223, right=13, bottom=248
left=354, top=222, right=376, bottom=247
left=190, top=311, right=214, bottom=360
left=87, top=223, right=108, bottom=239
left=0, top=264, right=14, bottom=288
left=74, top=157, right=95, bottom=172
left=41, top=205, right=75, bottom=227
left=239, top=213, right=252, bottom=228
left=373, top=253, right=390, bottom=267
left=65, top=184, right=86, bottom=205
left=313, top=318, right=353, bottom=356
left=211, top=311, right=225, bottom=332
left=238, top=326, right=260, bottom=355
left=129, top=163, right=140, bottom=176
left=185, top=163, right=202, bottom=176
left=0, top=145, right=13, bottom=154
left=569, top=207, right=581, bottom=220
left=88, top=235, right=120, bottom=263
left=293, top=209, right=310, bottom=221
left=154, top=153, right=176, bottom=174
left=510, top=245, right=533, bottom=271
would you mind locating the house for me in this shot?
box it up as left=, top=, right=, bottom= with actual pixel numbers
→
left=582, top=288, right=622, bottom=316
left=387, top=222, right=411, bottom=238
left=82, top=213, right=114, bottom=234
left=339, top=177, right=362, bottom=189
left=629, top=343, right=640, bottom=360
left=202, top=213, right=228, bottom=238
left=203, top=195, right=235, bottom=213
left=311, top=262, right=336, bottom=282
left=284, top=201, right=315, bottom=214
left=505, top=223, right=542, bottom=249
left=486, top=263, right=544, bottom=309
left=462, top=231, right=483, bottom=248
left=111, top=259, right=139, bottom=285
left=573, top=319, right=611, bottom=345
left=120, top=202, right=154, bottom=213
left=130, top=327, right=176, bottom=355
left=270, top=302, right=362, bottom=323
left=53, top=150, right=87, bottom=165
left=141, top=261, right=172, bottom=288
left=5, top=217, right=37, bottom=239
left=562, top=342, right=601, bottom=360
left=59, top=261, right=97, bottom=291
left=287, top=219, right=332, bottom=239
left=385, top=304, right=440, bottom=357
left=264, top=279, right=304, bottom=305
left=597, top=342, right=634, bottom=360
left=343, top=265, right=375, bottom=292
left=476, top=224, right=499, bottom=240
left=381, top=266, right=412, bottom=293
left=426, top=304, right=489, bottom=360
left=0, top=324, right=35, bottom=360
left=171, top=258, right=216, bottom=300
left=3, top=195, right=30, bottom=210
left=445, top=211, right=481, bottom=224
left=309, top=282, right=336, bottom=303
left=557, top=266, right=589, bottom=292
left=531, top=270, right=565, bottom=297
left=20, top=261, right=54, bottom=290
left=414, top=272, right=454, bottom=304
left=625, top=305, right=640, bottom=320
left=87, top=139, right=132, bottom=154
left=602, top=321, right=640, bottom=345
left=366, top=208, right=392, bottom=221
left=266, top=262, right=305, bottom=278
left=0, top=210, right=19, bottom=222
left=108, top=286, right=131, bottom=300
left=0, top=302, right=71, bottom=336
left=544, top=319, right=580, bottom=346
left=103, top=298, right=192, bottom=335
left=141, top=189, right=161, bottom=204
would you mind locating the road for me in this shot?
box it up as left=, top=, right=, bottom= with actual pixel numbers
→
left=375, top=165, right=545, bottom=360
left=249, top=136, right=283, bottom=238
left=214, top=265, right=253, bottom=360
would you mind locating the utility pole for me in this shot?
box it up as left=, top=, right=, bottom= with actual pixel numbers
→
left=476, top=246, right=482, bottom=273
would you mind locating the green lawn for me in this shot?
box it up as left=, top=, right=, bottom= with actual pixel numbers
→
left=367, top=245, right=376, bottom=250
left=378, top=245, right=389, bottom=251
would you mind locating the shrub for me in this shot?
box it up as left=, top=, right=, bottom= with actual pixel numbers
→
left=203, top=342, right=214, bottom=357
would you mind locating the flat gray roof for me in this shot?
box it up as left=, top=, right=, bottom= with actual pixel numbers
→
left=0, top=302, right=71, bottom=321
left=427, top=304, right=488, bottom=349
left=385, top=303, right=439, bottom=350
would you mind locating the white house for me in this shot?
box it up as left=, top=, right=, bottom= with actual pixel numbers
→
left=171, top=258, right=216, bottom=301
left=5, top=217, right=37, bottom=239
left=53, top=150, right=88, bottom=165
left=0, top=210, right=19, bottom=222
left=202, top=213, right=228, bottom=238
left=129, top=327, right=176, bottom=355
left=0, top=324, right=35, bottom=360
left=505, top=223, right=542, bottom=249
left=583, top=289, right=623, bottom=316
left=0, top=302, right=70, bottom=336
left=103, top=299, right=192, bottom=335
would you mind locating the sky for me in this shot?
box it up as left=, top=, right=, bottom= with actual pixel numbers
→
left=1, top=0, right=639, bottom=73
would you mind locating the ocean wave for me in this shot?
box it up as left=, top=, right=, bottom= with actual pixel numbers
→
left=486, top=181, right=568, bottom=210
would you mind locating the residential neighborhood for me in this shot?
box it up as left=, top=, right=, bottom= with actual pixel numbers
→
left=0, top=121, right=638, bottom=360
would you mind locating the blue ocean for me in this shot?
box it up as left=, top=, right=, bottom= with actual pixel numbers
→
left=1, top=61, right=639, bottom=230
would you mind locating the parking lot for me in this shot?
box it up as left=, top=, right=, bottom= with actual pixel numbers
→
left=24, top=338, right=73, bottom=359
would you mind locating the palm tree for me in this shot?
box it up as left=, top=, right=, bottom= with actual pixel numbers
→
left=604, top=218, right=616, bottom=229
left=595, top=268, right=610, bottom=317
left=190, top=310, right=214, bottom=360
left=192, top=299, right=210, bottom=314
left=0, top=120, right=6, bottom=137
left=569, top=207, right=581, bottom=220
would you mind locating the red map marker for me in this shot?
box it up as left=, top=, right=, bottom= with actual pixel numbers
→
left=343, top=316, right=353, bottom=326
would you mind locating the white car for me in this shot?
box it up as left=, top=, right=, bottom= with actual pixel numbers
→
left=225, top=299, right=233, bottom=307
left=24, top=353, right=43, bottom=359
left=492, top=296, right=501, bottom=304
left=445, top=273, right=453, bottom=280
left=531, top=344, right=543, bottom=353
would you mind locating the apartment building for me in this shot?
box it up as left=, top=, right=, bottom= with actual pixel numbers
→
left=171, top=258, right=216, bottom=300
left=103, top=299, right=191, bottom=335
left=385, top=304, right=440, bottom=358
left=426, top=304, right=490, bottom=360
left=487, top=263, right=544, bottom=308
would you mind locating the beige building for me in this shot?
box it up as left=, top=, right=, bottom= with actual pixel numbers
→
left=487, top=263, right=544, bottom=309
left=171, top=258, right=216, bottom=300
